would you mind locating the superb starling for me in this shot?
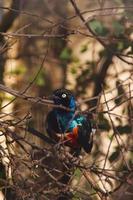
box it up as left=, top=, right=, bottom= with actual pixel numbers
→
left=45, top=89, right=93, bottom=154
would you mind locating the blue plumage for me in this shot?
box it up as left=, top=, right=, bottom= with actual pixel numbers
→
left=56, top=112, right=85, bottom=132
left=45, top=89, right=93, bottom=153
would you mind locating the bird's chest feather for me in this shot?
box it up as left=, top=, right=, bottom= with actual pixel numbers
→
left=56, top=112, right=84, bottom=133
left=55, top=112, right=83, bottom=147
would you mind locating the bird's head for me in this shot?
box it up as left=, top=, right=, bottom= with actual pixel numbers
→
left=52, top=88, right=76, bottom=111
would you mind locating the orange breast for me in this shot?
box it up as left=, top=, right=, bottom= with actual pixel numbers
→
left=54, top=127, right=80, bottom=147
left=65, top=127, right=79, bottom=147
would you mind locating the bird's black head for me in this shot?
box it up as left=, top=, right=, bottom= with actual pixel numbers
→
left=52, top=88, right=76, bottom=111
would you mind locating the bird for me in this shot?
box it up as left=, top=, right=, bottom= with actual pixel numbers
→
left=45, top=88, right=93, bottom=155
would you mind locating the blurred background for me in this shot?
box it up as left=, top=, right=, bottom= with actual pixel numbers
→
left=0, top=0, right=133, bottom=200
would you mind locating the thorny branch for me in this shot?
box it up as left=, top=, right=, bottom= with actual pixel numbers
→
left=0, top=78, right=133, bottom=199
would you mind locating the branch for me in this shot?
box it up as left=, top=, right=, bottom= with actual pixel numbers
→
left=0, top=31, right=75, bottom=39
left=0, top=83, right=53, bottom=106
left=0, top=83, right=72, bottom=112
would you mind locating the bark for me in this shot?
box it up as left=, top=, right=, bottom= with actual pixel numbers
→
left=0, top=0, right=21, bottom=83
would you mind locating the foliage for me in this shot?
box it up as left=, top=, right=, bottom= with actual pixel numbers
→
left=89, top=19, right=109, bottom=36
left=60, top=47, right=72, bottom=62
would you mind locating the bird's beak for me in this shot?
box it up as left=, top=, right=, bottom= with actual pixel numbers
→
left=44, top=94, right=61, bottom=106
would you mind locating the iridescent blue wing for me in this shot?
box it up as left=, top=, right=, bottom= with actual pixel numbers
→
left=77, top=114, right=93, bottom=153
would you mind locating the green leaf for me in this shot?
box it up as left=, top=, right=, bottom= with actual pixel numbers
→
left=72, top=56, right=80, bottom=63
left=117, top=41, right=124, bottom=51
left=112, top=21, right=124, bottom=36
left=80, top=44, right=88, bottom=53
left=74, top=168, right=81, bottom=179
left=89, top=19, right=109, bottom=36
left=60, top=47, right=72, bottom=61
left=108, top=134, right=114, bottom=140
left=35, top=71, right=45, bottom=86
left=71, top=67, right=77, bottom=74
left=10, top=65, right=27, bottom=75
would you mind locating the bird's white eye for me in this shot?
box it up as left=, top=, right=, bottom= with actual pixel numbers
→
left=62, top=93, right=67, bottom=98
